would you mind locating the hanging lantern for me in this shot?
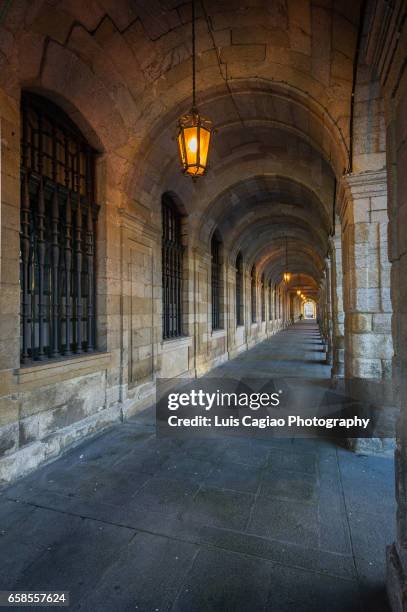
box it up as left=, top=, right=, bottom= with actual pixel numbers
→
left=177, top=0, right=213, bottom=177
left=178, top=110, right=213, bottom=177
left=283, top=237, right=291, bottom=283
left=296, top=289, right=301, bottom=296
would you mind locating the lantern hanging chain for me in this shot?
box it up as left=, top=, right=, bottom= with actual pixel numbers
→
left=192, top=0, right=196, bottom=109
left=199, top=0, right=245, bottom=127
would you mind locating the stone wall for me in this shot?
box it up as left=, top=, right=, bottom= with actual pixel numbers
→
left=0, top=113, right=291, bottom=482
left=366, top=0, right=407, bottom=607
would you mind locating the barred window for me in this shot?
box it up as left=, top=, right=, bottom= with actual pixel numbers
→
left=162, top=194, right=183, bottom=339
left=251, top=265, right=256, bottom=323
left=20, top=92, right=98, bottom=364
left=236, top=252, right=243, bottom=326
left=211, top=233, right=222, bottom=330
left=261, top=274, right=265, bottom=322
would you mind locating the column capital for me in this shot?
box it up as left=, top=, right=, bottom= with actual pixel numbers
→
left=339, top=168, right=387, bottom=195
left=337, top=169, right=387, bottom=222
left=192, top=245, right=210, bottom=263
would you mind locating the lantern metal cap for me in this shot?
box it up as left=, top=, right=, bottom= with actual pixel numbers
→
left=178, top=108, right=213, bottom=130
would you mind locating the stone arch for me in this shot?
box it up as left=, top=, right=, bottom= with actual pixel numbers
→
left=196, top=172, right=332, bottom=252
left=303, top=299, right=317, bottom=319
left=162, top=190, right=188, bottom=218
left=20, top=41, right=131, bottom=159
left=124, top=81, right=346, bottom=219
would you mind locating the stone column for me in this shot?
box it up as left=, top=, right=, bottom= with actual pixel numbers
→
left=318, top=272, right=329, bottom=353
left=385, top=28, right=407, bottom=603
left=0, top=95, right=21, bottom=462
left=325, top=257, right=333, bottom=365
left=244, top=268, right=251, bottom=344
left=226, top=259, right=236, bottom=356
left=330, top=230, right=345, bottom=381
left=193, top=247, right=211, bottom=376
left=338, top=170, right=395, bottom=449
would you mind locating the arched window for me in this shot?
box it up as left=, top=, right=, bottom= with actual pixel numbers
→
left=20, top=92, right=98, bottom=363
left=251, top=265, right=256, bottom=323
left=162, top=194, right=183, bottom=339
left=236, top=252, right=243, bottom=326
left=211, top=232, right=222, bottom=330
left=261, top=274, right=265, bottom=322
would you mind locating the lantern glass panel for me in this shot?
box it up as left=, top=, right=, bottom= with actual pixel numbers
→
left=177, top=114, right=212, bottom=176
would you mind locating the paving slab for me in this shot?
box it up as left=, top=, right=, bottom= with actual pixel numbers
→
left=181, top=486, right=254, bottom=530
left=75, top=532, right=198, bottom=612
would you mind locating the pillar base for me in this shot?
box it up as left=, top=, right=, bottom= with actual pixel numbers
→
left=387, top=543, right=407, bottom=612
left=331, top=361, right=344, bottom=381
left=345, top=377, right=398, bottom=440
left=330, top=374, right=344, bottom=390
left=346, top=437, right=395, bottom=456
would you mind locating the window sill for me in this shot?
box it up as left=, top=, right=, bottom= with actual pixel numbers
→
left=211, top=329, right=226, bottom=338
left=16, top=351, right=111, bottom=388
left=161, top=336, right=192, bottom=352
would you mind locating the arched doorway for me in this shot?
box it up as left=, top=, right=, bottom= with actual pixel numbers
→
left=303, top=300, right=316, bottom=320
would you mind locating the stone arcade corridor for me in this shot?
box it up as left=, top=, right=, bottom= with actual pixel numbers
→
left=0, top=323, right=395, bottom=611
left=1, top=0, right=407, bottom=609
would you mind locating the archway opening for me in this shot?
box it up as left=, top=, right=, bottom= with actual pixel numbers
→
left=303, top=300, right=316, bottom=320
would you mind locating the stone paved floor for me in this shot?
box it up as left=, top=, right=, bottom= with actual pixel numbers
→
left=0, top=323, right=395, bottom=611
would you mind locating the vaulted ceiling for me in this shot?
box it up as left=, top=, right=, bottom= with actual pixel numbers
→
left=1, top=0, right=362, bottom=289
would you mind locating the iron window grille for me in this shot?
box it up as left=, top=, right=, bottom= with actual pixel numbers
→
left=20, top=92, right=98, bottom=364
left=162, top=195, right=183, bottom=339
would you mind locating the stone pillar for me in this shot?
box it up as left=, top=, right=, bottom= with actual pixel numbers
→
left=0, top=94, right=21, bottom=463
left=318, top=272, right=329, bottom=355
left=385, top=20, right=407, bottom=602
left=325, top=257, right=333, bottom=365
left=226, top=259, right=236, bottom=356
left=193, top=248, right=211, bottom=376
left=338, top=170, right=395, bottom=449
left=330, top=230, right=345, bottom=381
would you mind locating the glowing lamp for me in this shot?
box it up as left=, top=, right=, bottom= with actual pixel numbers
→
left=283, top=272, right=291, bottom=283
left=177, top=110, right=213, bottom=177
left=176, top=0, right=213, bottom=178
